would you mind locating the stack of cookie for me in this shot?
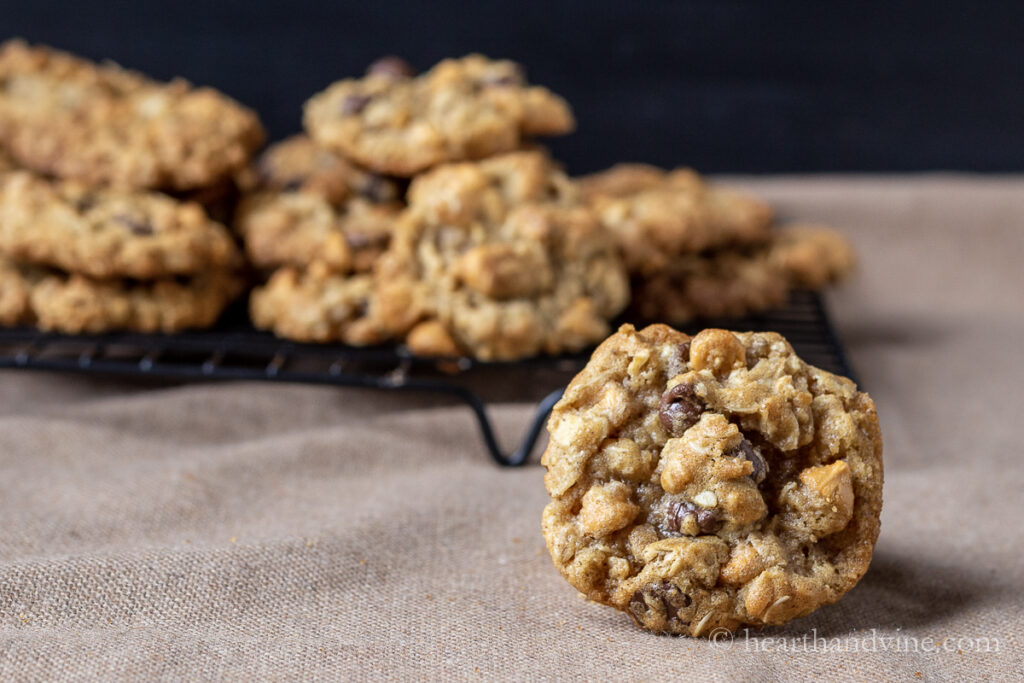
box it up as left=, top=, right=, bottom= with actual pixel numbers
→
left=246, top=55, right=621, bottom=360
left=246, top=53, right=854, bottom=360
left=0, top=40, right=262, bottom=333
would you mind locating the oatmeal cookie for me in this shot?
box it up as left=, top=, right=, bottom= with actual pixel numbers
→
left=373, top=150, right=629, bottom=360
left=541, top=325, right=883, bottom=636
left=239, top=134, right=403, bottom=205
left=0, top=39, right=264, bottom=190
left=235, top=136, right=403, bottom=272
left=630, top=248, right=790, bottom=323
left=0, top=257, right=243, bottom=333
left=304, top=55, right=574, bottom=176
left=578, top=164, right=774, bottom=274
left=770, top=224, right=856, bottom=289
left=629, top=226, right=855, bottom=323
left=249, top=261, right=386, bottom=345
left=0, top=171, right=241, bottom=279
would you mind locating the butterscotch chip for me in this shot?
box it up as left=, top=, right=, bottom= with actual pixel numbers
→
left=304, top=54, right=574, bottom=176
left=0, top=40, right=264, bottom=190
left=0, top=257, right=242, bottom=334
left=542, top=324, right=883, bottom=636
left=0, top=171, right=241, bottom=279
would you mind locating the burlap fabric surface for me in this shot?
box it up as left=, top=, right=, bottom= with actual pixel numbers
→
left=1, top=177, right=1021, bottom=681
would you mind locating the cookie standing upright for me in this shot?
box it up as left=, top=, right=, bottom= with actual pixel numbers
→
left=542, top=325, right=883, bottom=635
left=304, top=55, right=574, bottom=177
left=0, top=40, right=264, bottom=191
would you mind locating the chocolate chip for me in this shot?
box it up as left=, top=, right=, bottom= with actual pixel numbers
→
left=281, top=178, right=305, bottom=192
left=73, top=195, right=96, bottom=213
left=115, top=214, right=154, bottom=236
left=727, top=438, right=769, bottom=484
left=366, top=56, right=415, bottom=79
left=481, top=65, right=525, bottom=87
left=359, top=174, right=396, bottom=203
left=628, top=581, right=692, bottom=625
left=658, top=382, right=703, bottom=436
left=340, top=93, right=372, bottom=115
left=345, top=232, right=389, bottom=250
left=678, top=341, right=691, bottom=362
left=666, top=500, right=722, bottom=535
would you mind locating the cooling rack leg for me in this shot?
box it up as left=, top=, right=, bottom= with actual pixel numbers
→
left=458, top=388, right=563, bottom=467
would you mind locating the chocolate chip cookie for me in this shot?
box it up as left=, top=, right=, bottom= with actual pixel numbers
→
left=769, top=224, right=856, bottom=290
left=542, top=325, right=883, bottom=635
left=249, top=261, right=385, bottom=345
left=0, top=256, right=243, bottom=334
left=304, top=55, right=574, bottom=176
left=0, top=39, right=264, bottom=190
left=578, top=164, right=775, bottom=275
left=234, top=136, right=403, bottom=272
left=0, top=171, right=241, bottom=279
left=629, top=225, right=855, bottom=323
left=373, top=150, right=630, bottom=360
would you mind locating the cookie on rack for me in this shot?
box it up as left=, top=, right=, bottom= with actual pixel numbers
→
left=249, top=261, right=386, bottom=345
left=304, top=55, right=574, bottom=177
left=577, top=164, right=774, bottom=275
left=0, top=39, right=264, bottom=190
left=0, top=171, right=241, bottom=279
left=769, top=224, right=856, bottom=289
left=373, top=150, right=629, bottom=360
left=235, top=136, right=403, bottom=273
left=628, top=225, right=855, bottom=323
left=542, top=324, right=883, bottom=636
left=0, top=256, right=243, bottom=334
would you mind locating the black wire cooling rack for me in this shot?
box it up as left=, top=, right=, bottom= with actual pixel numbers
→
left=0, top=290, right=854, bottom=467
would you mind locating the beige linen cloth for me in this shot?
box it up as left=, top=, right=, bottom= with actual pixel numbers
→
left=1, top=176, right=1021, bottom=681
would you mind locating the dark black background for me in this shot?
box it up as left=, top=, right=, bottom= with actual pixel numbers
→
left=5, top=1, right=1022, bottom=174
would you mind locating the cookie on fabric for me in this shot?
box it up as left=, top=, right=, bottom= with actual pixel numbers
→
left=304, top=55, right=574, bottom=177
left=0, top=171, right=241, bottom=280
left=373, top=150, right=629, bottom=360
left=0, top=257, right=243, bottom=334
left=234, top=136, right=403, bottom=273
left=542, top=324, right=883, bottom=636
left=577, top=164, right=774, bottom=275
left=0, top=39, right=264, bottom=190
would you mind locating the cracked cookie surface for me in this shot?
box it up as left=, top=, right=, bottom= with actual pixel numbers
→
left=0, top=256, right=243, bottom=333
left=373, top=150, right=629, bottom=360
left=235, top=136, right=403, bottom=272
left=578, top=164, right=774, bottom=275
left=542, top=325, right=882, bottom=635
left=0, top=40, right=264, bottom=190
left=0, top=171, right=241, bottom=279
left=304, top=55, right=574, bottom=177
